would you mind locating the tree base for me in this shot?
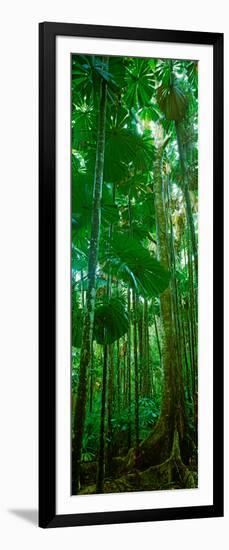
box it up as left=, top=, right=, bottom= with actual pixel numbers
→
left=78, top=431, right=197, bottom=495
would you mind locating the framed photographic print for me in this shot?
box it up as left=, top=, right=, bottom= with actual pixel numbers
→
left=39, top=22, right=224, bottom=528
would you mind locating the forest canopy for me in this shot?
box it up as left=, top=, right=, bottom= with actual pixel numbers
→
left=71, top=54, right=198, bottom=495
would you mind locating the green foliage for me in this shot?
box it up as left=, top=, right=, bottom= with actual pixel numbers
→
left=104, top=120, right=154, bottom=182
left=138, top=397, right=160, bottom=438
left=157, top=82, right=188, bottom=121
left=71, top=53, right=198, bottom=491
left=72, top=172, right=119, bottom=235
left=72, top=294, right=129, bottom=348
left=72, top=98, right=96, bottom=148
left=72, top=303, right=83, bottom=348
left=94, top=296, right=129, bottom=345
left=102, top=233, right=170, bottom=297
left=124, top=58, right=155, bottom=108
left=72, top=55, right=117, bottom=102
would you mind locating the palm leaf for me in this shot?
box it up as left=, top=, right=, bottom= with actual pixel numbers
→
left=72, top=171, right=119, bottom=233
left=94, top=296, right=129, bottom=345
left=104, top=126, right=153, bottom=182
left=72, top=98, right=96, bottom=147
left=72, top=245, right=88, bottom=273
left=101, top=233, right=170, bottom=298
left=124, top=58, right=155, bottom=108
left=157, top=82, right=188, bottom=121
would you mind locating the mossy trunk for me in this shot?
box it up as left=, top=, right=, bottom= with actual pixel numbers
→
left=175, top=121, right=198, bottom=282
left=138, top=140, right=178, bottom=468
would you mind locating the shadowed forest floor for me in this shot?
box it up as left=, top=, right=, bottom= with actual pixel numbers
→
left=77, top=429, right=198, bottom=495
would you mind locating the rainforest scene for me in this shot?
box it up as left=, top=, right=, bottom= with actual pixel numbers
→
left=71, top=54, right=198, bottom=495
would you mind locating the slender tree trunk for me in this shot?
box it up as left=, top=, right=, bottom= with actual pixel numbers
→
left=145, top=299, right=151, bottom=396
left=80, top=269, right=85, bottom=308
left=127, top=190, right=133, bottom=448
left=123, top=353, right=127, bottom=407
left=179, top=292, right=192, bottom=403
left=107, top=343, right=114, bottom=468
left=183, top=234, right=195, bottom=400
left=165, top=176, right=183, bottom=368
left=89, top=341, right=94, bottom=413
left=106, top=182, right=116, bottom=471
left=116, top=339, right=120, bottom=411
left=96, top=345, right=108, bottom=493
left=133, top=291, right=140, bottom=460
left=127, top=288, right=132, bottom=448
left=153, top=313, right=161, bottom=366
left=175, top=121, right=198, bottom=282
left=187, top=230, right=198, bottom=401
left=138, top=310, right=143, bottom=395
left=97, top=179, right=117, bottom=485
left=72, top=64, right=108, bottom=494
left=142, top=299, right=151, bottom=397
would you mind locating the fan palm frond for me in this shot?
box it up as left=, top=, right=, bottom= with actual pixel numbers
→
left=94, top=295, right=129, bottom=345
left=101, top=233, right=170, bottom=298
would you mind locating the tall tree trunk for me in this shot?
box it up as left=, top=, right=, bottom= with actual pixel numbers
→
left=96, top=345, right=108, bottom=493
left=123, top=353, right=127, bottom=407
left=97, top=180, right=115, bottom=485
left=175, top=121, right=198, bottom=282
left=165, top=175, right=182, bottom=370
left=80, top=269, right=85, bottom=308
left=72, top=65, right=108, bottom=494
left=127, top=287, right=132, bottom=448
left=116, top=338, right=120, bottom=411
left=179, top=292, right=192, bottom=404
left=138, top=310, right=143, bottom=395
left=142, top=299, right=151, bottom=397
left=139, top=137, right=178, bottom=467
left=133, top=291, right=140, bottom=460
left=153, top=313, right=161, bottom=365
left=89, top=341, right=94, bottom=413
left=183, top=234, right=195, bottom=401
left=127, top=190, right=133, bottom=448
left=107, top=343, right=114, bottom=469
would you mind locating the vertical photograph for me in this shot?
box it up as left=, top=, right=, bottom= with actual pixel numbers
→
left=71, top=55, right=198, bottom=495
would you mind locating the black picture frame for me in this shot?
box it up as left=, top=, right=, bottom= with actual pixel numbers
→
left=39, top=22, right=224, bottom=528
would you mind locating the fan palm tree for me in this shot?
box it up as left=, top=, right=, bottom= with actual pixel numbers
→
left=156, top=59, right=198, bottom=280
left=72, top=56, right=109, bottom=493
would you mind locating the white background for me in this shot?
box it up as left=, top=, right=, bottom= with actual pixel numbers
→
left=0, top=0, right=228, bottom=548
